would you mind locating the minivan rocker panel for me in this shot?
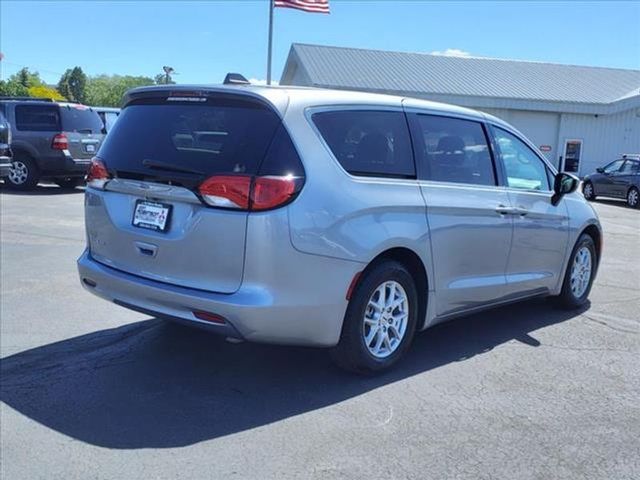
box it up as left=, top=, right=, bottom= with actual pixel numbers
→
left=78, top=85, right=601, bottom=372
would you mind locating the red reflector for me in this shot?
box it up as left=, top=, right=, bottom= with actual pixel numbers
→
left=346, top=271, right=362, bottom=300
left=193, top=311, right=227, bottom=324
left=251, top=176, right=297, bottom=211
left=51, top=133, right=68, bottom=150
left=199, top=175, right=251, bottom=209
left=86, top=158, right=110, bottom=188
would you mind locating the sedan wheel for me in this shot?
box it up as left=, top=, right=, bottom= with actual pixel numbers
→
left=582, top=182, right=595, bottom=200
left=627, top=188, right=639, bottom=209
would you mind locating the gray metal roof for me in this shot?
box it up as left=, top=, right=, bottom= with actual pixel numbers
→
left=281, top=43, right=640, bottom=109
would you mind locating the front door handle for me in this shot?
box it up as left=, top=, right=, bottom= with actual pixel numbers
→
left=495, top=204, right=517, bottom=215
left=495, top=205, right=529, bottom=216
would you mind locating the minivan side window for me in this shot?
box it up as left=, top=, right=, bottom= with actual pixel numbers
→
left=15, top=105, right=60, bottom=131
left=493, top=127, right=550, bottom=191
left=312, top=110, right=415, bottom=178
left=412, top=114, right=496, bottom=186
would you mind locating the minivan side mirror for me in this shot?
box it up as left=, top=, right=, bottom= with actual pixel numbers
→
left=596, top=167, right=604, bottom=174
left=551, top=172, right=579, bottom=206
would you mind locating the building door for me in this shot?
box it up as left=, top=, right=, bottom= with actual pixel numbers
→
left=562, top=139, right=583, bottom=174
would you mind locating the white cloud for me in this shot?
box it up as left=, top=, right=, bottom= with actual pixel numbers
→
left=430, top=48, right=471, bottom=57
left=248, top=78, right=279, bottom=86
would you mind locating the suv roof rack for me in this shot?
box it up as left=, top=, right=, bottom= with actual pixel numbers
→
left=621, top=153, right=640, bottom=159
left=223, top=73, right=250, bottom=85
left=0, top=96, right=55, bottom=102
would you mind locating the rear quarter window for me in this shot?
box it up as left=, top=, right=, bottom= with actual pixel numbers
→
left=15, top=104, right=61, bottom=131
left=312, top=110, right=415, bottom=178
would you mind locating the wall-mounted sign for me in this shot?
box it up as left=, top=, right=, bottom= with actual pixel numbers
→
left=539, top=145, right=552, bottom=152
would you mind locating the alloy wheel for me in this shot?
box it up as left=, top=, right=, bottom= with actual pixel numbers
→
left=8, top=160, right=29, bottom=185
left=362, top=281, right=409, bottom=359
left=570, top=246, right=592, bottom=298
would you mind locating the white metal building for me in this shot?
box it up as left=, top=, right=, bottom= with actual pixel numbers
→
left=280, top=43, right=640, bottom=176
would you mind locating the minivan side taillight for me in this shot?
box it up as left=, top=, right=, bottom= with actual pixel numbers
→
left=86, top=158, right=110, bottom=189
left=198, top=175, right=301, bottom=211
left=51, top=133, right=68, bottom=150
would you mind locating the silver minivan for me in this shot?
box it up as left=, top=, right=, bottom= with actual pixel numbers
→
left=78, top=85, right=602, bottom=373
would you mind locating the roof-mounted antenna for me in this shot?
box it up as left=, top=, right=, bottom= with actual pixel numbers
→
left=223, top=73, right=250, bottom=85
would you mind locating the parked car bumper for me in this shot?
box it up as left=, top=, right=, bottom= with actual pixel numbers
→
left=38, top=152, right=92, bottom=177
left=77, top=249, right=360, bottom=347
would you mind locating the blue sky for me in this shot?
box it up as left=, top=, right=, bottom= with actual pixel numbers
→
left=1, top=1, right=639, bottom=85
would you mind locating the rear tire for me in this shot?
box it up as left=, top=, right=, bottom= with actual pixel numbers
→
left=582, top=181, right=595, bottom=201
left=555, top=233, right=597, bottom=309
left=331, top=260, right=419, bottom=374
left=6, top=156, right=39, bottom=190
left=55, top=178, right=84, bottom=189
left=627, top=187, right=639, bottom=209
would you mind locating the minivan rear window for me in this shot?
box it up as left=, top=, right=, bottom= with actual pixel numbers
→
left=312, top=110, right=415, bottom=178
left=60, top=105, right=104, bottom=134
left=97, top=96, right=284, bottom=185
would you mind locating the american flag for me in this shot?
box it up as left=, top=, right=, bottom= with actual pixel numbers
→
left=274, top=0, right=330, bottom=14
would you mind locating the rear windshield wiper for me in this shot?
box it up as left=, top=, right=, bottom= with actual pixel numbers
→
left=142, top=159, right=205, bottom=176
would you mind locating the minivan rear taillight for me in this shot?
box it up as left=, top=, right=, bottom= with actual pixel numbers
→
left=198, top=175, right=301, bottom=211
left=86, top=158, right=110, bottom=189
left=51, top=133, right=68, bottom=150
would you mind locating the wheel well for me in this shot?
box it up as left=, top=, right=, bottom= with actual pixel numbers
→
left=582, top=224, right=602, bottom=263
left=369, top=247, right=428, bottom=329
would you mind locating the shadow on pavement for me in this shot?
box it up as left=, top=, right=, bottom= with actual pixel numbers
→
left=0, top=183, right=85, bottom=196
left=0, top=298, right=587, bottom=449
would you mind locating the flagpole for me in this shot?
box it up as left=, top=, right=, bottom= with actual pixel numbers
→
left=267, top=0, right=274, bottom=85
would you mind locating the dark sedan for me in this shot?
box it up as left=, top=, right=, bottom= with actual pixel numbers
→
left=583, top=155, right=640, bottom=208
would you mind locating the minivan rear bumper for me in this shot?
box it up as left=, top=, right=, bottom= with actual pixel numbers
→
left=78, top=249, right=358, bottom=347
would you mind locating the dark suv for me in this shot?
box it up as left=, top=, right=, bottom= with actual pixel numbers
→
left=0, top=97, right=105, bottom=189
left=0, top=110, right=12, bottom=178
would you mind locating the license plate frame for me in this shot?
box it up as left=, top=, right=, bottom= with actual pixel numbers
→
left=132, top=200, right=172, bottom=232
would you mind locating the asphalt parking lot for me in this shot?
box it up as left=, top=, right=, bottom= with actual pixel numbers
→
left=1, top=185, right=639, bottom=480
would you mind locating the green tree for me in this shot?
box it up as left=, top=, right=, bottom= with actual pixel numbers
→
left=0, top=80, right=29, bottom=97
left=58, top=66, right=87, bottom=103
left=85, top=74, right=155, bottom=107
left=8, top=68, right=44, bottom=88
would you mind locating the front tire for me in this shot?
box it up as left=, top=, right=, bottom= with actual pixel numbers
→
left=331, top=260, right=419, bottom=374
left=556, top=234, right=597, bottom=309
left=582, top=181, right=595, bottom=201
left=627, top=187, right=639, bottom=209
left=6, top=156, right=40, bottom=190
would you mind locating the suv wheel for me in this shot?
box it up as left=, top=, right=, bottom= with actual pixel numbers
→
left=331, top=260, right=418, bottom=374
left=55, top=178, right=84, bottom=190
left=6, top=157, right=39, bottom=190
left=582, top=181, right=595, bottom=201
left=627, top=187, right=639, bottom=209
left=556, top=233, right=597, bottom=309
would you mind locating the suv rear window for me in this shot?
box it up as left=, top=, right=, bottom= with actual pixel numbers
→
left=98, top=96, right=290, bottom=186
left=312, top=110, right=415, bottom=178
left=60, top=105, right=104, bottom=134
left=15, top=104, right=60, bottom=131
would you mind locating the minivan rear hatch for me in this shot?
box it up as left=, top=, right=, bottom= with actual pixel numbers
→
left=86, top=89, right=289, bottom=293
